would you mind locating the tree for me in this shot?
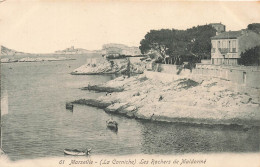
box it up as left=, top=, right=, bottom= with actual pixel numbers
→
left=186, top=25, right=216, bottom=60
left=139, top=25, right=216, bottom=65
left=139, top=29, right=176, bottom=63
left=239, top=45, right=260, bottom=66
left=247, top=23, right=260, bottom=34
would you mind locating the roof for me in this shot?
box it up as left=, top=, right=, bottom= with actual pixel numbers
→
left=211, top=30, right=243, bottom=39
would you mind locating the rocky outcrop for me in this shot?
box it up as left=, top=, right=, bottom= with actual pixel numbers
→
left=71, top=99, right=112, bottom=108
left=71, top=58, right=147, bottom=75
left=82, top=85, right=124, bottom=93
left=73, top=74, right=260, bottom=127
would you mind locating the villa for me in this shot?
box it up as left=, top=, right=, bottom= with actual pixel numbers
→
left=210, top=30, right=260, bottom=65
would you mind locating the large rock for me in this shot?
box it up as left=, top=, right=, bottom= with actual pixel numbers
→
left=104, top=102, right=129, bottom=113
left=82, top=85, right=124, bottom=93
left=72, top=99, right=111, bottom=108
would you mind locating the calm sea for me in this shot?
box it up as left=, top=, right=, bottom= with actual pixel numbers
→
left=1, top=54, right=259, bottom=161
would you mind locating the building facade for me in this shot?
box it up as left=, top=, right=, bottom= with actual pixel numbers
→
left=211, top=30, right=260, bottom=65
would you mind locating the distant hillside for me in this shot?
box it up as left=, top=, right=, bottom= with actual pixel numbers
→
left=1, top=44, right=142, bottom=56
left=1, top=45, right=30, bottom=56
left=55, top=44, right=142, bottom=56
left=102, top=43, right=141, bottom=56
left=55, top=46, right=94, bottom=54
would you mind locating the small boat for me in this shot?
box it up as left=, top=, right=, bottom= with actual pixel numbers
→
left=66, top=102, right=74, bottom=110
left=106, top=120, right=118, bottom=131
left=64, top=148, right=91, bottom=156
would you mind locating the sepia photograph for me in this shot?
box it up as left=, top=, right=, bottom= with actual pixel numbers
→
left=0, top=0, right=260, bottom=166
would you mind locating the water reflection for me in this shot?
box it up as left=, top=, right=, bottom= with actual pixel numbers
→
left=139, top=121, right=260, bottom=154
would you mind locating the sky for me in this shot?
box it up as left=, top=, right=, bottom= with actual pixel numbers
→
left=0, top=0, right=260, bottom=53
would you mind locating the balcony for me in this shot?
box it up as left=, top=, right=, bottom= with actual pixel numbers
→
left=216, top=48, right=237, bottom=53
left=218, top=48, right=229, bottom=54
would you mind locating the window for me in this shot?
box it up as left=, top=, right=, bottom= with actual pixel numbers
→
left=223, top=41, right=226, bottom=48
left=228, top=41, right=231, bottom=52
left=232, top=40, right=236, bottom=48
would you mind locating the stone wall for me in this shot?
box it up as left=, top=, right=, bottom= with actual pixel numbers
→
left=149, top=63, right=260, bottom=88
left=194, top=64, right=260, bottom=88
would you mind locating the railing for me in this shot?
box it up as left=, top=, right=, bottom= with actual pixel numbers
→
left=218, top=48, right=229, bottom=53
left=214, top=48, right=237, bottom=53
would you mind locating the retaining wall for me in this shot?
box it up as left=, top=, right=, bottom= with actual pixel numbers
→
left=148, top=63, right=260, bottom=88
left=194, top=64, right=260, bottom=88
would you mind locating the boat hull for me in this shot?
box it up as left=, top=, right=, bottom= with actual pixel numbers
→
left=64, top=149, right=86, bottom=156
left=107, top=121, right=118, bottom=131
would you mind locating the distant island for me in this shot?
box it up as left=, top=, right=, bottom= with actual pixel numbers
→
left=1, top=43, right=142, bottom=63
left=54, top=44, right=141, bottom=56
left=0, top=45, right=75, bottom=63
left=1, top=43, right=142, bottom=57
left=54, top=46, right=95, bottom=55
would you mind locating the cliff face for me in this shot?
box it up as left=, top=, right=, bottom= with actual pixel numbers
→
left=1, top=46, right=29, bottom=56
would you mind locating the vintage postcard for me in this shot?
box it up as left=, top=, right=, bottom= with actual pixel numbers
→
left=0, top=0, right=260, bottom=167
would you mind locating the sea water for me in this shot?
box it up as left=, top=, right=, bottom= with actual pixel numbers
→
left=1, top=54, right=259, bottom=161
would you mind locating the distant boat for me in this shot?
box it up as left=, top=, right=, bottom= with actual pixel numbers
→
left=106, top=119, right=118, bottom=131
left=66, top=102, right=74, bottom=111
left=64, top=148, right=91, bottom=156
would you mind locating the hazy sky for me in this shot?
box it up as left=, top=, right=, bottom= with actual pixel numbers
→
left=0, top=1, right=259, bottom=53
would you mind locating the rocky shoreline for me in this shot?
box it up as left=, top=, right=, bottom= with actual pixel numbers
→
left=71, top=73, right=260, bottom=127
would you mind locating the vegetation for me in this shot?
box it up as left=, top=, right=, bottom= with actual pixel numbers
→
left=139, top=25, right=216, bottom=65
left=247, top=23, right=260, bottom=34
left=239, top=45, right=260, bottom=66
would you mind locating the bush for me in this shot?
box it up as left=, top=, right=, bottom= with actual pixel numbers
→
left=239, top=45, right=260, bottom=66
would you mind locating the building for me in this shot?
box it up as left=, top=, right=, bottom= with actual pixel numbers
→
left=210, top=30, right=260, bottom=65
left=209, top=23, right=226, bottom=34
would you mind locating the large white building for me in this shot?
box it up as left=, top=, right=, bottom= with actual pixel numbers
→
left=211, top=30, right=260, bottom=65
